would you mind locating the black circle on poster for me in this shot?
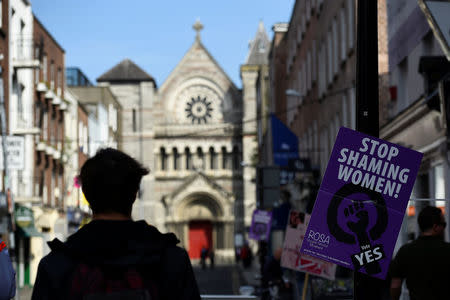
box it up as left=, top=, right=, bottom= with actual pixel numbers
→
left=326, top=183, right=388, bottom=244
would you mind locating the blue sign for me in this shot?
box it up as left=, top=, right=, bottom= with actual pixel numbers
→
left=271, top=114, right=299, bottom=166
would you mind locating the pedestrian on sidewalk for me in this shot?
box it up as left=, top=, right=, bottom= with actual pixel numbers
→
left=209, top=248, right=215, bottom=269
left=241, top=242, right=252, bottom=269
left=390, top=205, right=450, bottom=300
left=32, top=148, right=201, bottom=300
left=0, top=238, right=15, bottom=300
left=201, top=246, right=208, bottom=270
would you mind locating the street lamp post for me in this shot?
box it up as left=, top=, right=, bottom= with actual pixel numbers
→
left=354, top=1, right=386, bottom=300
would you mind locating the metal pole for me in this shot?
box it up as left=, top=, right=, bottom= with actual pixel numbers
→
left=354, top=0, right=387, bottom=299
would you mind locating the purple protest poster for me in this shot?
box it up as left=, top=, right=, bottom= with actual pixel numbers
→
left=300, top=127, right=423, bottom=279
left=249, top=210, right=273, bottom=241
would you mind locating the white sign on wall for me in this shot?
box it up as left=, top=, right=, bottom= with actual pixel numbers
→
left=0, top=136, right=25, bottom=170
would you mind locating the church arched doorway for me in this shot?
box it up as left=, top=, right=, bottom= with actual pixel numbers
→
left=188, top=220, right=212, bottom=258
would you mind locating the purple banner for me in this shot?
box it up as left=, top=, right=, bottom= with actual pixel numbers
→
left=249, top=210, right=273, bottom=241
left=300, top=127, right=423, bottom=279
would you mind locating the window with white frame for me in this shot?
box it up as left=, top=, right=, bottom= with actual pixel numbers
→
left=57, top=68, right=62, bottom=96
left=43, top=55, right=47, bottom=83
left=332, top=18, right=338, bottom=76
left=51, top=169, right=55, bottom=207
left=340, top=7, right=347, bottom=63
left=348, top=0, right=355, bottom=52
left=50, top=61, right=54, bottom=89
left=306, top=0, right=311, bottom=22
left=78, top=122, right=83, bottom=151
left=83, top=125, right=88, bottom=154
left=43, top=109, right=48, bottom=140
left=327, top=30, right=333, bottom=85
left=35, top=47, right=40, bottom=84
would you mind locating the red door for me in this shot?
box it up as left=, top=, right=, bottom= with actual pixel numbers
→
left=188, top=221, right=212, bottom=259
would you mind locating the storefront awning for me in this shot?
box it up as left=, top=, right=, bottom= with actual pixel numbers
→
left=16, top=224, right=43, bottom=237
left=15, top=204, right=43, bottom=237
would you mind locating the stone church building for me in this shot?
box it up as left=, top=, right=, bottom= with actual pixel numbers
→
left=97, top=21, right=269, bottom=262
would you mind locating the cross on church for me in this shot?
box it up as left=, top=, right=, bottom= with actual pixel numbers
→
left=193, top=19, right=204, bottom=41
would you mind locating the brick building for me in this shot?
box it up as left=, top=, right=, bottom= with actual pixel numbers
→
left=30, top=15, right=67, bottom=284
left=266, top=0, right=388, bottom=212
left=0, top=0, right=9, bottom=240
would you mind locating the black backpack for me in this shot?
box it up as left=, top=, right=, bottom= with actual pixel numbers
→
left=68, top=262, right=159, bottom=300
left=49, top=239, right=161, bottom=300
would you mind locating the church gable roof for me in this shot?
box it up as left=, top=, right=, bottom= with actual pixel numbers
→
left=245, top=21, right=270, bottom=65
left=168, top=171, right=233, bottom=201
left=159, top=21, right=239, bottom=94
left=97, top=59, right=156, bottom=85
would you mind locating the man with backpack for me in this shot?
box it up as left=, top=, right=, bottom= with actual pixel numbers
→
left=32, top=148, right=201, bottom=300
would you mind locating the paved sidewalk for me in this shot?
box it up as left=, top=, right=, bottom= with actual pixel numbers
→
left=238, top=261, right=261, bottom=287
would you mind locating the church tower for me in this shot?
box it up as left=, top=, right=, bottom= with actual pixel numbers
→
left=240, top=21, right=271, bottom=227
left=97, top=59, right=157, bottom=223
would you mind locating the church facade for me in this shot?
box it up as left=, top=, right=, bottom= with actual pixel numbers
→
left=97, top=21, right=269, bottom=262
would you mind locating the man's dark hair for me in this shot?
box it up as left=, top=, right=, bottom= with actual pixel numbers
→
left=418, top=206, right=443, bottom=232
left=79, top=148, right=149, bottom=215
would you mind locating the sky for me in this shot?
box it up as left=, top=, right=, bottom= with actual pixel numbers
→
left=32, top=0, right=296, bottom=89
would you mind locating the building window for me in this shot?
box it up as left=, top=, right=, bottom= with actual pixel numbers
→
left=43, top=108, right=48, bottom=140
left=348, top=0, right=355, bottom=51
left=185, top=148, right=192, bottom=170
left=340, top=7, right=347, bottom=63
left=57, top=68, right=62, bottom=96
left=43, top=55, right=47, bottom=82
left=132, top=109, right=137, bottom=132
left=197, top=147, right=204, bottom=169
left=327, top=30, right=333, bottom=85
left=50, top=60, right=54, bottom=89
left=51, top=168, right=56, bottom=207
left=332, top=18, right=338, bottom=76
left=173, top=148, right=179, bottom=170
left=312, top=41, right=317, bottom=84
left=35, top=47, right=40, bottom=84
left=222, top=147, right=229, bottom=169
left=306, top=0, right=311, bottom=22
left=209, top=147, right=217, bottom=170
left=349, top=87, right=356, bottom=129
left=160, top=147, right=167, bottom=171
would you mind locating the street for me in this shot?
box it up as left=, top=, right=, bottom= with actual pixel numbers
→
left=194, top=265, right=247, bottom=296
